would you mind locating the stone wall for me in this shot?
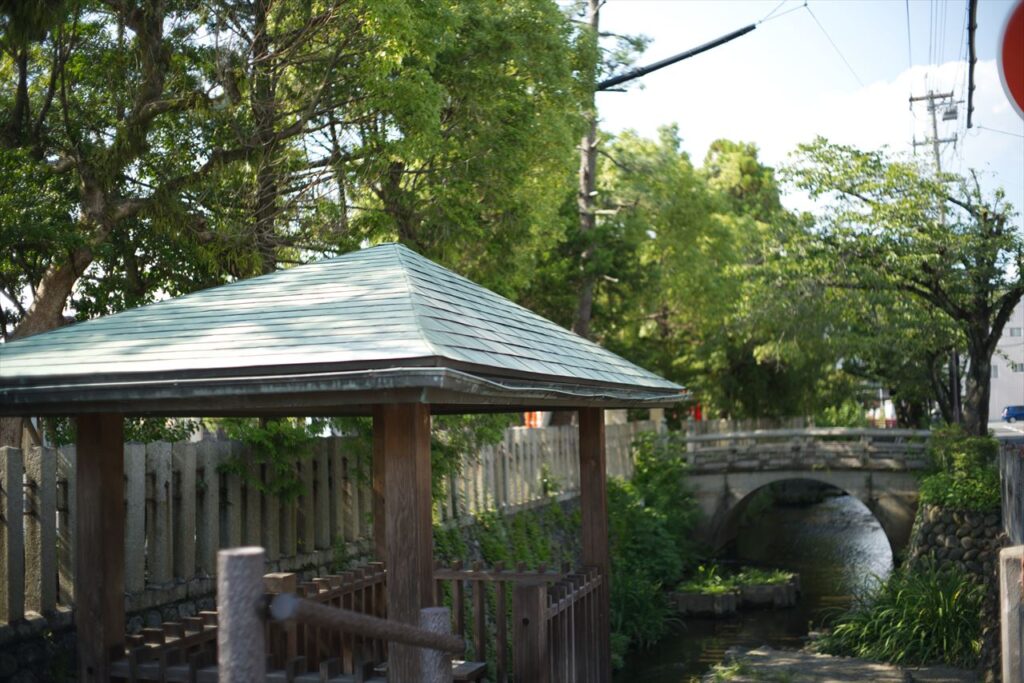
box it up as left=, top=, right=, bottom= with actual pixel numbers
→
left=907, top=503, right=1009, bottom=681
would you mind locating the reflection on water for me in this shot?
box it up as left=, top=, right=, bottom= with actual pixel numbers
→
left=615, top=493, right=894, bottom=683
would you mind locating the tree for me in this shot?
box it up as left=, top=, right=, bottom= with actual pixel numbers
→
left=785, top=137, right=1022, bottom=435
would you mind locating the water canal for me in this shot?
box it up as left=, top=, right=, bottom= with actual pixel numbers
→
left=616, top=487, right=894, bottom=682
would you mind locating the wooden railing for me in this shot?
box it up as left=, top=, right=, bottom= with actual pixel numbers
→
left=0, top=419, right=658, bottom=627
left=512, top=568, right=602, bottom=683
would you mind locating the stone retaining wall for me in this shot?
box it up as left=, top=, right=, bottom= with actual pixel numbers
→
left=907, top=504, right=1008, bottom=681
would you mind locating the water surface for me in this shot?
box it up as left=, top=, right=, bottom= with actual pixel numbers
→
left=615, top=493, right=893, bottom=682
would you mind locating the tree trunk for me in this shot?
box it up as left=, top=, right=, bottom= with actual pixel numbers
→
left=571, top=0, right=600, bottom=340
left=962, top=336, right=991, bottom=436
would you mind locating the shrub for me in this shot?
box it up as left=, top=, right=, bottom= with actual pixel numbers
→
left=817, top=562, right=984, bottom=668
left=920, top=425, right=1001, bottom=512
left=607, top=432, right=701, bottom=663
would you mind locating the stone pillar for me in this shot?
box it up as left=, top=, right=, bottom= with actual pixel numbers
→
left=217, top=547, right=267, bottom=683
left=1001, top=546, right=1023, bottom=683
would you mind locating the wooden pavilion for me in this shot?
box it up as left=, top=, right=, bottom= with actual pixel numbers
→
left=0, top=243, right=683, bottom=682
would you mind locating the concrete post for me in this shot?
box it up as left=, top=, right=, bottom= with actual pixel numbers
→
left=1001, top=546, right=1023, bottom=683
left=419, top=607, right=454, bottom=683
left=217, top=546, right=266, bottom=683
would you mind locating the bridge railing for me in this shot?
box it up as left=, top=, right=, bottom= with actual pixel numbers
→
left=683, top=427, right=931, bottom=473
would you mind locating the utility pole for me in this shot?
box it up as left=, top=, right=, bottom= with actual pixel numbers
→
left=910, top=89, right=961, bottom=423
left=573, top=7, right=757, bottom=339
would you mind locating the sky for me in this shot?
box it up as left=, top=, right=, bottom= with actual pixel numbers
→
left=595, top=0, right=1024, bottom=225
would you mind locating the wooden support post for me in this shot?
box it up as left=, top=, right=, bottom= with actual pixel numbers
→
left=217, top=547, right=266, bottom=683
left=578, top=407, right=611, bottom=683
left=76, top=413, right=125, bottom=683
left=376, top=403, right=433, bottom=682
left=513, top=580, right=549, bottom=683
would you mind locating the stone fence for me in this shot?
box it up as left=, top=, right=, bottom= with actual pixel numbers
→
left=0, top=419, right=657, bottom=630
left=683, top=427, right=931, bottom=473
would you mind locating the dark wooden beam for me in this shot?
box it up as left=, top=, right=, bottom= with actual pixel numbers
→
left=377, top=403, right=434, bottom=681
left=578, top=407, right=611, bottom=683
left=75, top=413, right=125, bottom=683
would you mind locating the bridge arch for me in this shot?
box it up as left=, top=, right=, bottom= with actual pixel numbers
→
left=689, top=469, right=919, bottom=558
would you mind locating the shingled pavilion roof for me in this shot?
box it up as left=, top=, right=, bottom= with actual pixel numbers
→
left=0, top=243, right=683, bottom=416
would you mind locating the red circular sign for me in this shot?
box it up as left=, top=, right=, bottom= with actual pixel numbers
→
left=1000, top=0, right=1024, bottom=119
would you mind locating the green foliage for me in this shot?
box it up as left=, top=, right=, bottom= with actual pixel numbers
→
left=430, top=414, right=512, bottom=501
left=676, top=564, right=795, bottom=594
left=817, top=562, right=984, bottom=668
left=44, top=417, right=198, bottom=447
left=784, top=138, right=1022, bottom=433
left=919, top=425, right=1001, bottom=512
left=815, top=399, right=870, bottom=428
left=607, top=432, right=700, bottom=658
left=216, top=418, right=321, bottom=502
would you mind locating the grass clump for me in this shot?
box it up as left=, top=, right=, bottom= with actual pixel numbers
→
left=817, top=561, right=984, bottom=668
left=676, top=564, right=794, bottom=594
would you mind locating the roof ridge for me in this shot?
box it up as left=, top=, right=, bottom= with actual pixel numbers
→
left=392, top=244, right=444, bottom=358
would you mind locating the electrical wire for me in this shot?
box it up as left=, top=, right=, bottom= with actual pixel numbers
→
left=760, top=0, right=788, bottom=23
left=805, top=3, right=864, bottom=87
left=758, top=1, right=806, bottom=26
left=905, top=0, right=914, bottom=70
left=976, top=125, right=1024, bottom=139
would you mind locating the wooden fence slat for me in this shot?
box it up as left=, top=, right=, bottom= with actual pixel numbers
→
left=315, top=441, right=330, bottom=550
left=173, top=442, right=197, bottom=580
left=263, top=460, right=281, bottom=562
left=57, top=445, right=75, bottom=605
left=329, top=438, right=344, bottom=545
left=342, top=455, right=357, bottom=543
left=281, top=485, right=297, bottom=560
left=147, top=442, right=174, bottom=585
left=301, top=456, right=315, bottom=554
left=196, top=440, right=220, bottom=575
left=0, top=447, right=24, bottom=622
left=25, top=446, right=56, bottom=613
left=243, top=458, right=261, bottom=547
left=224, top=442, right=243, bottom=549
left=124, top=443, right=146, bottom=593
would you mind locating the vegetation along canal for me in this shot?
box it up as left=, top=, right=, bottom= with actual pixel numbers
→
left=616, top=484, right=894, bottom=681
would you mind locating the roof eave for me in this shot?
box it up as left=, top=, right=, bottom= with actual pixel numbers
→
left=0, top=367, right=686, bottom=418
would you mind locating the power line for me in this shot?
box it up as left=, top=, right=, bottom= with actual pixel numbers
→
left=805, top=3, right=865, bottom=87
left=760, top=0, right=788, bottom=23
left=976, top=125, right=1024, bottom=139
left=905, top=0, right=914, bottom=70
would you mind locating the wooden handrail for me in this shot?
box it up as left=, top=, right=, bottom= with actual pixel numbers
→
left=270, top=593, right=466, bottom=655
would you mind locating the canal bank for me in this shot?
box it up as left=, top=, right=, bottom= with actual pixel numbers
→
left=616, top=491, right=893, bottom=681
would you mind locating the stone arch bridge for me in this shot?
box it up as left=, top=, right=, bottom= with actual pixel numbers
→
left=685, top=428, right=932, bottom=556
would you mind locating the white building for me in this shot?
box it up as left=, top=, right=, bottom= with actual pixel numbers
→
left=989, top=301, right=1024, bottom=418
